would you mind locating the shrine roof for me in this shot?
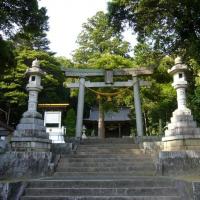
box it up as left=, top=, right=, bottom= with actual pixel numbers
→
left=38, top=103, right=69, bottom=110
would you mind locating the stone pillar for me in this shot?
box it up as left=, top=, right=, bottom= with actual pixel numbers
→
left=75, top=77, right=85, bottom=138
left=133, top=76, right=143, bottom=137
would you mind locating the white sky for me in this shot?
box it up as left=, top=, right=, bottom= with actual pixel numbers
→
left=39, top=0, right=137, bottom=58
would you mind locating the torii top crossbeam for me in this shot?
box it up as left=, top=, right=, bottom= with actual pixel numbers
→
left=63, top=68, right=152, bottom=77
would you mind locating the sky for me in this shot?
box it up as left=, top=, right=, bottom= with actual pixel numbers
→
left=39, top=0, right=137, bottom=58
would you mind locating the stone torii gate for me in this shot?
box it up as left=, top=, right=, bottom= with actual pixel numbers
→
left=63, top=68, right=153, bottom=138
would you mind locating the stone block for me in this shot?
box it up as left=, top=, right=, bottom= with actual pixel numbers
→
left=163, top=138, right=200, bottom=151
left=185, top=140, right=200, bottom=146
left=23, top=111, right=42, bottom=118
left=168, top=121, right=197, bottom=129
left=13, top=129, right=48, bottom=139
left=20, top=117, right=44, bottom=126
left=171, top=115, right=193, bottom=122
left=0, top=151, right=52, bottom=179
left=143, top=141, right=164, bottom=153
left=16, top=123, right=46, bottom=131
left=158, top=151, right=200, bottom=176
left=11, top=137, right=51, bottom=152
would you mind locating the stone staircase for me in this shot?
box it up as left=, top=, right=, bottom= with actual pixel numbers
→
left=21, top=138, right=181, bottom=200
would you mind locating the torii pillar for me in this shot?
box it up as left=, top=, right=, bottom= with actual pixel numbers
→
left=76, top=77, right=85, bottom=138
left=133, top=76, right=143, bottom=137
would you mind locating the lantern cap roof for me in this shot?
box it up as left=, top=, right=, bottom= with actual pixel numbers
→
left=32, top=59, right=40, bottom=68
left=174, top=56, right=183, bottom=65
left=168, top=56, right=187, bottom=75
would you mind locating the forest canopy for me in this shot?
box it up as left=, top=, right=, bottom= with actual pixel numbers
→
left=1, top=0, right=200, bottom=136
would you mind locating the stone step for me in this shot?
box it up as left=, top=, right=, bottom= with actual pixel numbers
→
left=24, top=187, right=178, bottom=196
left=62, top=154, right=150, bottom=159
left=78, top=144, right=139, bottom=148
left=28, top=179, right=175, bottom=188
left=21, top=195, right=181, bottom=200
left=56, top=165, right=155, bottom=172
left=76, top=150, right=144, bottom=154
left=57, top=161, right=154, bottom=168
left=60, top=157, right=152, bottom=163
left=21, top=139, right=181, bottom=200
left=70, top=149, right=144, bottom=153
left=81, top=138, right=135, bottom=144
left=53, top=171, right=156, bottom=178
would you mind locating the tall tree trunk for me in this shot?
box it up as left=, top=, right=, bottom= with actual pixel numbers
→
left=7, top=105, right=11, bottom=125
left=143, top=110, right=148, bottom=136
left=98, top=100, right=105, bottom=138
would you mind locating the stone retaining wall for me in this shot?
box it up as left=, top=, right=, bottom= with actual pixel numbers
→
left=0, top=181, right=27, bottom=200
left=0, top=151, right=52, bottom=179
left=158, top=151, right=200, bottom=176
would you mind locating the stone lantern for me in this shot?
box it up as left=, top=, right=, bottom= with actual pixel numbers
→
left=169, top=56, right=190, bottom=114
left=11, top=59, right=51, bottom=151
left=24, top=59, right=44, bottom=117
left=162, top=57, right=200, bottom=151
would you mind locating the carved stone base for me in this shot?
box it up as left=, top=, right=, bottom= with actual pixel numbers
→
left=163, top=137, right=200, bottom=151
left=11, top=137, right=51, bottom=152
left=162, top=108, right=200, bottom=151
left=11, top=113, right=51, bottom=151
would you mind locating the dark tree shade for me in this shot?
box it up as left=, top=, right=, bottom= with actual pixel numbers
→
left=108, top=0, right=200, bottom=61
left=0, top=0, right=49, bottom=50
left=0, top=0, right=48, bottom=35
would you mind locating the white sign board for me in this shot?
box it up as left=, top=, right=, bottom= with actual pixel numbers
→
left=44, top=111, right=61, bottom=124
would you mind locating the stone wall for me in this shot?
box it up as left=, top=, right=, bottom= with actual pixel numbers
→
left=0, top=181, right=27, bottom=200
left=136, top=136, right=162, bottom=144
left=193, top=182, right=200, bottom=200
left=51, top=143, right=72, bottom=154
left=158, top=151, right=200, bottom=176
left=175, top=179, right=193, bottom=200
left=143, top=141, right=163, bottom=153
left=0, top=151, right=52, bottom=179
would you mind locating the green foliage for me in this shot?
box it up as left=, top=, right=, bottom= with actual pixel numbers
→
left=0, top=0, right=49, bottom=50
left=70, top=11, right=136, bottom=135
left=88, top=53, right=133, bottom=69
left=73, top=11, right=132, bottom=67
left=131, top=42, right=177, bottom=135
left=64, top=108, right=76, bottom=137
left=56, top=57, right=74, bottom=69
left=108, top=0, right=200, bottom=61
left=16, top=49, right=67, bottom=103
left=0, top=0, right=50, bottom=97
left=0, top=48, right=68, bottom=125
left=108, top=0, right=200, bottom=131
left=0, top=38, right=16, bottom=73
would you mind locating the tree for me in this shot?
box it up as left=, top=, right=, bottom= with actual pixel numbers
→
left=108, top=0, right=200, bottom=133
left=73, top=11, right=132, bottom=67
left=64, top=108, right=76, bottom=137
left=0, top=0, right=49, bottom=50
left=0, top=49, right=68, bottom=126
left=0, top=37, right=16, bottom=74
left=72, top=11, right=135, bottom=137
left=132, top=42, right=177, bottom=135
left=0, top=0, right=49, bottom=75
left=108, top=0, right=200, bottom=62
